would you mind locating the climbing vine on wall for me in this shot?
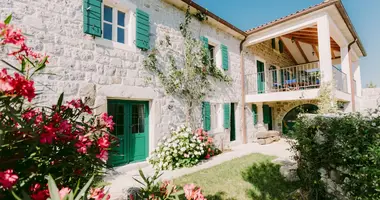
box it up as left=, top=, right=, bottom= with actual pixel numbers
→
left=316, top=81, right=338, bottom=114
left=143, top=6, right=232, bottom=127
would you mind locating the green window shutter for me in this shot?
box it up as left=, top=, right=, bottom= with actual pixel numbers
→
left=83, top=0, right=102, bottom=37
left=279, top=40, right=284, bottom=53
left=200, top=36, right=209, bottom=49
left=223, top=103, right=231, bottom=129
left=271, top=38, right=276, bottom=49
left=252, top=104, right=258, bottom=125
left=202, top=102, right=211, bottom=131
left=136, top=8, right=150, bottom=50
left=263, top=105, right=270, bottom=124
left=221, top=44, right=229, bottom=71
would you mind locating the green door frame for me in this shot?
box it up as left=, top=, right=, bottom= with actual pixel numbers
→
left=107, top=100, right=149, bottom=166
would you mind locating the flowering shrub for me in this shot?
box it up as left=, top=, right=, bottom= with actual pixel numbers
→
left=0, top=15, right=115, bottom=199
left=148, top=126, right=220, bottom=170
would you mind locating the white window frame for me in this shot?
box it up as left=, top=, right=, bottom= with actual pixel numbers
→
left=95, top=0, right=137, bottom=52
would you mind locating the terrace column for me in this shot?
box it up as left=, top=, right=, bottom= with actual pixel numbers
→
left=256, top=103, right=266, bottom=132
left=341, top=46, right=351, bottom=93
left=353, top=60, right=362, bottom=97
left=317, top=15, right=333, bottom=83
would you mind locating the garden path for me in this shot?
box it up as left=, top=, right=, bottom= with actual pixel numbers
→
left=105, top=139, right=293, bottom=199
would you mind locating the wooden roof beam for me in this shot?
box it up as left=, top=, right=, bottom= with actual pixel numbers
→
left=279, top=37, right=298, bottom=64
left=295, top=40, right=309, bottom=63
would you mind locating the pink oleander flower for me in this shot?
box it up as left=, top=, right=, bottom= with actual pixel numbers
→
left=183, top=184, right=206, bottom=200
left=40, top=123, right=56, bottom=144
left=0, top=169, right=18, bottom=190
left=0, top=68, right=13, bottom=92
left=96, top=149, right=108, bottom=162
left=75, top=135, right=92, bottom=154
left=30, top=189, right=49, bottom=200
left=100, top=113, right=115, bottom=131
left=59, top=187, right=71, bottom=199
left=97, top=134, right=110, bottom=149
left=89, top=187, right=110, bottom=200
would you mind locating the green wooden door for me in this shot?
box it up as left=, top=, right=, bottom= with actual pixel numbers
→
left=108, top=100, right=149, bottom=166
left=107, top=101, right=128, bottom=166
left=257, top=61, right=265, bottom=93
left=128, top=101, right=149, bottom=163
left=230, top=103, right=236, bottom=141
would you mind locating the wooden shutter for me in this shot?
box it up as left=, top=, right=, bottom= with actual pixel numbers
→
left=221, top=44, right=229, bottom=70
left=223, top=103, right=230, bottom=129
left=136, top=9, right=150, bottom=50
left=252, top=104, right=258, bottom=125
left=271, top=38, right=276, bottom=49
left=200, top=36, right=209, bottom=49
left=202, top=102, right=211, bottom=131
left=83, top=0, right=102, bottom=37
left=263, top=105, right=270, bottom=124
left=279, top=40, right=284, bottom=53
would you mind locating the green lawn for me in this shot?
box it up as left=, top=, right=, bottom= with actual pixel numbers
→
left=173, top=153, right=300, bottom=200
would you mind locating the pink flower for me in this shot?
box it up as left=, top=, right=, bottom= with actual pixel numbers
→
left=59, top=187, right=71, bottom=199
left=183, top=184, right=206, bottom=200
left=96, top=149, right=108, bottom=162
left=75, top=135, right=92, bottom=154
left=40, top=123, right=56, bottom=144
left=31, top=189, right=49, bottom=200
left=89, top=187, right=110, bottom=200
left=9, top=72, right=36, bottom=102
left=0, top=69, right=13, bottom=92
left=97, top=134, right=110, bottom=149
left=100, top=113, right=115, bottom=131
left=0, top=169, right=18, bottom=190
left=30, top=183, right=41, bottom=193
left=205, top=154, right=210, bottom=159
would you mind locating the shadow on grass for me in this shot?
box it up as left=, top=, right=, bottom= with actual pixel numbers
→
left=176, top=191, right=237, bottom=200
left=242, top=162, right=300, bottom=200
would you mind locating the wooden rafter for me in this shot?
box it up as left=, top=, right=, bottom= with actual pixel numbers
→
left=295, top=40, right=309, bottom=63
left=312, top=45, right=319, bottom=59
left=279, top=37, right=298, bottom=64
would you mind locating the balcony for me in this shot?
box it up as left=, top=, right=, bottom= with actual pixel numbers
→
left=245, top=62, right=349, bottom=103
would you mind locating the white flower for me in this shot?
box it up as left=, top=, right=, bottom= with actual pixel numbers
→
left=180, top=147, right=186, bottom=152
left=372, top=122, right=376, bottom=126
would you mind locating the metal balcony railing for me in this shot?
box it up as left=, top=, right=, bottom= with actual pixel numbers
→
left=333, top=66, right=348, bottom=93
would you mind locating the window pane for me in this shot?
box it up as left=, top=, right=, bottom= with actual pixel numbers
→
left=117, top=28, right=125, bottom=44
left=104, top=6, right=113, bottom=22
left=103, top=23, right=112, bottom=40
left=117, top=11, right=125, bottom=27
left=131, top=104, right=144, bottom=134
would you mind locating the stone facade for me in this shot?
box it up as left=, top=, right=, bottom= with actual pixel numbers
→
left=1, top=0, right=245, bottom=152
left=249, top=39, right=296, bottom=68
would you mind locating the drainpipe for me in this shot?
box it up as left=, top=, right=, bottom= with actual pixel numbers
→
left=348, top=38, right=357, bottom=111
left=240, top=37, right=247, bottom=144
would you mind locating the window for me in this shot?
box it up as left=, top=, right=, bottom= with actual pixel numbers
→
left=208, top=44, right=216, bottom=64
left=102, top=5, right=128, bottom=44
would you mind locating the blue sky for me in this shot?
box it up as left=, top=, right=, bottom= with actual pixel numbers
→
left=194, top=0, right=380, bottom=88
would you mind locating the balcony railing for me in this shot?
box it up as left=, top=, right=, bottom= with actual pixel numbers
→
left=246, top=62, right=321, bottom=94
left=333, top=66, right=348, bottom=93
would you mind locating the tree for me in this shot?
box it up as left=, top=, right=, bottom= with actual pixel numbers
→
left=366, top=81, right=377, bottom=88
left=143, top=7, right=231, bottom=127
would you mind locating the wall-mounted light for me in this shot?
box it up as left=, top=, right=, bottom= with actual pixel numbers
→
left=312, top=51, right=315, bottom=56
left=291, top=37, right=295, bottom=43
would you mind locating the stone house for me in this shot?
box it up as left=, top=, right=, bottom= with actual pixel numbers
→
left=1, top=0, right=366, bottom=167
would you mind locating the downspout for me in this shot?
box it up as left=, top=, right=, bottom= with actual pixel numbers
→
left=348, top=38, right=358, bottom=111
left=240, top=36, right=247, bottom=144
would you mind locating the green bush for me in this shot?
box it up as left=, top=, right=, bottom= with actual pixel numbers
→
left=291, top=113, right=380, bottom=199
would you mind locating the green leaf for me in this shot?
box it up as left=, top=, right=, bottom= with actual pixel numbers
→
left=47, top=175, right=60, bottom=200
left=74, top=176, right=94, bottom=200
left=4, top=14, right=12, bottom=24
left=11, top=190, right=22, bottom=200
left=57, top=93, right=64, bottom=110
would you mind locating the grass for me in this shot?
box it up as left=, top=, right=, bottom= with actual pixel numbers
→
left=174, top=153, right=300, bottom=200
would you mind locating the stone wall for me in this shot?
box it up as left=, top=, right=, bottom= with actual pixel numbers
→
left=1, top=0, right=245, bottom=150
left=249, top=40, right=296, bottom=68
